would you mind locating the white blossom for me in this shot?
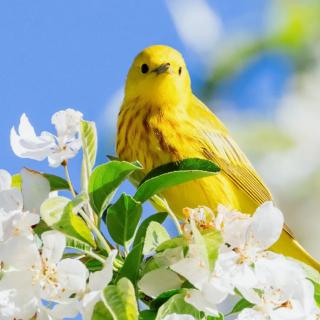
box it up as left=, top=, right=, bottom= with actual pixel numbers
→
left=217, top=202, right=284, bottom=289
left=237, top=257, right=317, bottom=320
left=10, top=108, right=83, bottom=167
left=50, top=250, right=118, bottom=320
left=0, top=230, right=88, bottom=319
left=171, top=243, right=231, bottom=316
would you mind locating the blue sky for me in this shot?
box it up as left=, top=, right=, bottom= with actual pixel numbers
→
left=0, top=1, right=180, bottom=178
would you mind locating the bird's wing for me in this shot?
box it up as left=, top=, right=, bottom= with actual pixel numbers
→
left=190, top=96, right=272, bottom=206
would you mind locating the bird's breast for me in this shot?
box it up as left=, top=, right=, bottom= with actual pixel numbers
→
left=117, top=101, right=188, bottom=172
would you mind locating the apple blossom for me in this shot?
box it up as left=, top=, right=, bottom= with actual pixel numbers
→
left=10, top=109, right=83, bottom=167
left=237, top=257, right=317, bottom=320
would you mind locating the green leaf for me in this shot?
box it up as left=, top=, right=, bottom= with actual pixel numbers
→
left=53, top=200, right=96, bottom=248
left=89, top=160, right=142, bottom=215
left=80, top=120, right=98, bottom=191
left=43, top=173, right=70, bottom=191
left=203, top=229, right=223, bottom=271
left=150, top=289, right=183, bottom=309
left=117, top=241, right=143, bottom=285
left=155, top=293, right=201, bottom=320
left=229, top=298, right=255, bottom=315
left=33, top=220, right=51, bottom=236
left=40, top=196, right=69, bottom=226
left=81, top=120, right=97, bottom=172
left=66, top=237, right=104, bottom=271
left=207, top=315, right=224, bottom=320
left=102, top=278, right=139, bottom=320
left=106, top=193, right=142, bottom=246
left=134, top=158, right=220, bottom=202
left=85, top=258, right=103, bottom=272
left=65, top=236, right=93, bottom=253
left=139, top=310, right=157, bottom=320
left=156, top=237, right=188, bottom=253
left=310, top=279, right=320, bottom=307
left=132, top=212, right=168, bottom=249
left=92, top=301, right=113, bottom=320
left=143, top=222, right=170, bottom=255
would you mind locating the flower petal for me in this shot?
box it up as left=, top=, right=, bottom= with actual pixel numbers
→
left=82, top=291, right=100, bottom=320
left=21, top=168, right=51, bottom=213
left=10, top=114, right=56, bottom=161
left=41, top=231, right=66, bottom=264
left=247, top=202, right=284, bottom=250
left=57, top=258, right=88, bottom=296
left=171, top=257, right=210, bottom=290
left=0, top=236, right=41, bottom=269
left=185, top=289, right=220, bottom=316
left=88, top=250, right=117, bottom=291
left=0, top=170, right=12, bottom=191
left=0, top=270, right=38, bottom=320
left=0, top=188, right=23, bottom=212
left=51, top=109, right=83, bottom=138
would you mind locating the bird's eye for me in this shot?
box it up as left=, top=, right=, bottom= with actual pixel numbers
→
left=141, top=64, right=149, bottom=74
left=178, top=67, right=182, bottom=75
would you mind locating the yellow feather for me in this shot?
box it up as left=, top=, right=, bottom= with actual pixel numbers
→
left=116, top=44, right=320, bottom=271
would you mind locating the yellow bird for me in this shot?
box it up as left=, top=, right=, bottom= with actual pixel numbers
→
left=116, top=45, right=320, bottom=271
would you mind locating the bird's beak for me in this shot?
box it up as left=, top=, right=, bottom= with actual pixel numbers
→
left=152, top=63, right=171, bottom=75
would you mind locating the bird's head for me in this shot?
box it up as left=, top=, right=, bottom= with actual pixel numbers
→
left=124, top=45, right=192, bottom=106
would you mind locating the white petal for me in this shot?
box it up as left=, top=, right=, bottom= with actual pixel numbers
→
left=254, top=257, right=305, bottom=293
left=47, top=141, right=81, bottom=167
left=21, top=168, right=51, bottom=213
left=36, top=306, right=54, bottom=320
left=218, top=207, right=252, bottom=249
left=0, top=210, right=39, bottom=241
left=171, top=257, right=210, bottom=289
left=50, top=300, right=80, bottom=319
left=57, top=258, right=88, bottom=296
left=41, top=231, right=66, bottom=264
left=0, top=170, right=12, bottom=191
left=51, top=108, right=83, bottom=138
left=0, top=188, right=23, bottom=212
left=88, top=250, right=117, bottom=291
left=138, top=267, right=183, bottom=298
left=202, top=280, right=229, bottom=304
left=162, top=314, right=196, bottom=320
left=237, top=287, right=261, bottom=306
left=10, top=114, right=56, bottom=161
left=247, top=202, right=284, bottom=250
left=0, top=236, right=41, bottom=269
left=237, top=308, right=265, bottom=320
left=185, top=289, right=220, bottom=316
left=18, top=113, right=37, bottom=138
left=0, top=270, right=38, bottom=320
left=82, top=291, right=101, bottom=320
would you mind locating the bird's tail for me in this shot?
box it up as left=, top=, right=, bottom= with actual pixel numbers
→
left=271, top=229, right=320, bottom=272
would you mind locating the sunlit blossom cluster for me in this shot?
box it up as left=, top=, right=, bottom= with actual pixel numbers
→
left=0, top=109, right=319, bottom=320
